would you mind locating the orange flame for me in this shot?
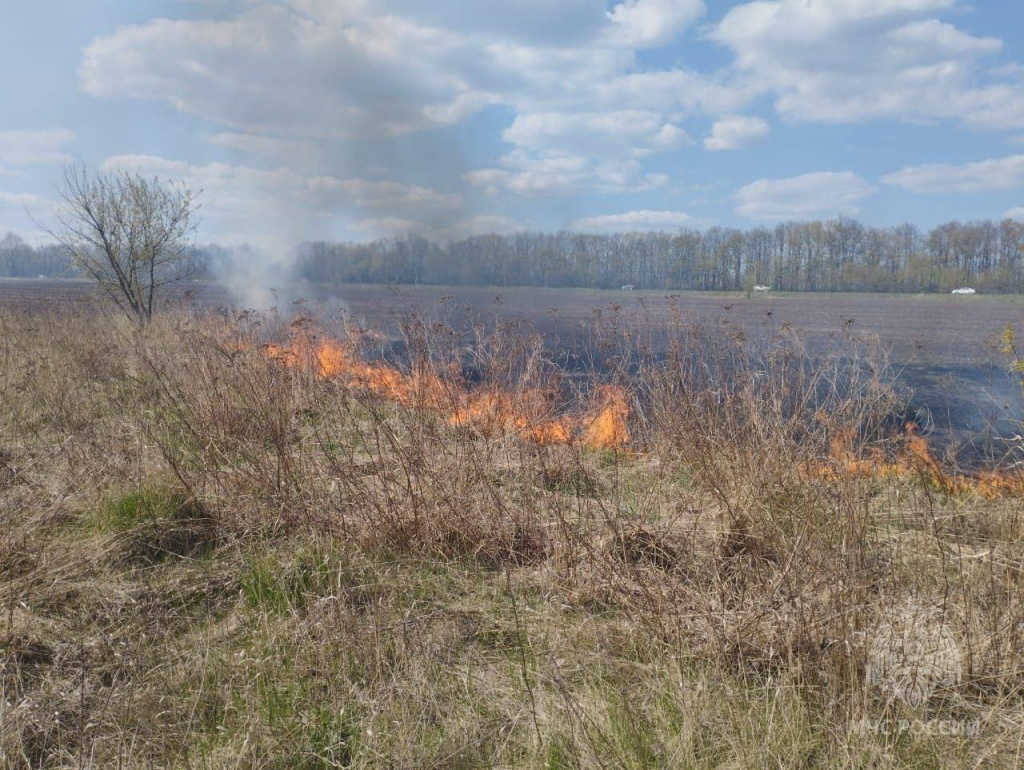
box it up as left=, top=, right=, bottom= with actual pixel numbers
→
left=261, top=329, right=1024, bottom=489
left=262, top=329, right=629, bottom=451
left=808, top=422, right=1024, bottom=498
left=580, top=385, right=631, bottom=451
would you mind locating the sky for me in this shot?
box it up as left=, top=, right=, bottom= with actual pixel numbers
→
left=2, top=0, right=1024, bottom=249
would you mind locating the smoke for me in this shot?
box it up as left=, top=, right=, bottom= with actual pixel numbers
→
left=208, top=243, right=301, bottom=311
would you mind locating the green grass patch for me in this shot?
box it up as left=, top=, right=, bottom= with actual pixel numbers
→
left=241, top=544, right=346, bottom=614
left=92, top=486, right=216, bottom=564
left=94, top=485, right=204, bottom=533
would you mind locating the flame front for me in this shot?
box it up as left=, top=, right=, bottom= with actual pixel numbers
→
left=263, top=329, right=1022, bottom=491
left=263, top=330, right=629, bottom=451
left=810, top=422, right=1024, bottom=498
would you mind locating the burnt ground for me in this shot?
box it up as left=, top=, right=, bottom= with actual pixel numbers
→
left=5, top=278, right=1024, bottom=465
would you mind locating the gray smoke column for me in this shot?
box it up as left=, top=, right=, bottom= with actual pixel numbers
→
left=208, top=243, right=301, bottom=311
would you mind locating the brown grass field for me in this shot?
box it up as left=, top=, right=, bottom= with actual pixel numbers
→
left=2, top=286, right=1024, bottom=767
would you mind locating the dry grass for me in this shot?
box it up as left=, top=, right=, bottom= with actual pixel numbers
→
left=1, top=303, right=1023, bottom=768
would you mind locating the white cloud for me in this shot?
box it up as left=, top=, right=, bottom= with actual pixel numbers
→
left=79, top=1, right=736, bottom=198
left=361, top=0, right=609, bottom=44
left=587, top=69, right=756, bottom=118
left=882, top=155, right=1024, bottom=193
left=208, top=133, right=316, bottom=164
left=990, top=62, right=1024, bottom=78
left=312, top=177, right=462, bottom=210
left=711, top=0, right=1023, bottom=131
left=1005, top=207, right=1024, bottom=222
left=353, top=214, right=524, bottom=241
left=0, top=191, right=47, bottom=208
left=79, top=2, right=653, bottom=143
left=102, top=155, right=461, bottom=211
left=573, top=210, right=696, bottom=233
left=0, top=130, right=75, bottom=169
left=604, top=0, right=706, bottom=48
left=735, top=172, right=876, bottom=220
left=464, top=150, right=669, bottom=196
left=476, top=108, right=690, bottom=198
left=503, top=111, right=690, bottom=159
left=450, top=215, right=525, bottom=237
left=704, top=115, right=769, bottom=151
left=80, top=5, right=490, bottom=138
left=0, top=191, right=55, bottom=241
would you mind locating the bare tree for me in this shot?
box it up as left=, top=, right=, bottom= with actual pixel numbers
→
left=47, top=165, right=199, bottom=325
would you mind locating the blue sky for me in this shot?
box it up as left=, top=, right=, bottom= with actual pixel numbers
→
left=2, top=0, right=1024, bottom=247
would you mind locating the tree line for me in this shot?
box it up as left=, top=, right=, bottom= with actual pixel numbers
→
left=8, top=215, right=1024, bottom=294
left=296, top=217, right=1024, bottom=293
left=0, top=232, right=76, bottom=278
left=0, top=232, right=214, bottom=282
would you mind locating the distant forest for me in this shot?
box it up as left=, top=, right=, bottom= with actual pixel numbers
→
left=5, top=217, right=1024, bottom=293
left=296, top=218, right=1024, bottom=293
left=0, top=234, right=76, bottom=279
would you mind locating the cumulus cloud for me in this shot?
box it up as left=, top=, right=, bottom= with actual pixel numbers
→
left=80, top=4, right=489, bottom=138
left=102, top=154, right=460, bottom=211
left=1005, top=207, right=1024, bottom=222
left=735, top=172, right=876, bottom=220
left=312, top=178, right=463, bottom=210
left=464, top=150, right=669, bottom=196
left=350, top=217, right=423, bottom=238
left=0, top=130, right=75, bottom=170
left=573, top=210, right=696, bottom=233
left=0, top=191, right=48, bottom=208
left=370, top=0, right=609, bottom=44
left=711, top=0, right=1023, bottom=131
left=503, top=111, right=690, bottom=159
left=75, top=0, right=1024, bottom=162
left=80, top=2, right=667, bottom=141
left=449, top=215, right=526, bottom=237
left=604, top=0, right=706, bottom=49
left=882, top=155, right=1024, bottom=193
left=0, top=190, right=56, bottom=240
left=353, top=214, right=524, bottom=241
left=208, top=133, right=317, bottom=165
left=704, top=115, right=769, bottom=151
left=483, top=108, right=691, bottom=198
left=78, top=1, right=730, bottom=195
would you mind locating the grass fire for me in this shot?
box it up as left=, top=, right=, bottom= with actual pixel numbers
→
left=261, top=325, right=631, bottom=451
left=7, top=0, right=1024, bottom=763
left=4, top=303, right=1024, bottom=768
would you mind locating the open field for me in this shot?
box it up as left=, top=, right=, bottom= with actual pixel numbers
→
left=5, top=279, right=1021, bottom=364
left=6, top=278, right=1022, bottom=461
left=3, top=302, right=1024, bottom=767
